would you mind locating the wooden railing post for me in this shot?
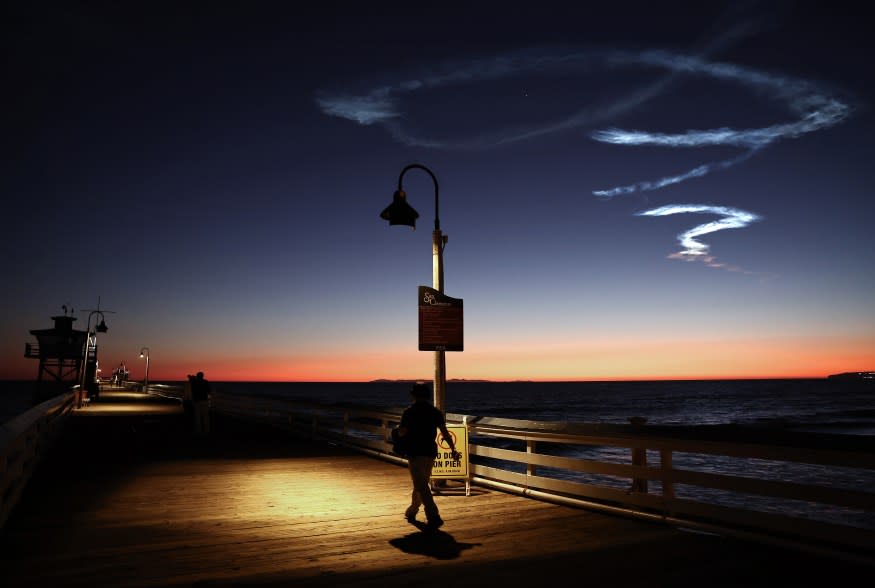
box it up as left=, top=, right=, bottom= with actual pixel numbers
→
left=629, top=417, right=648, bottom=493
left=660, top=448, right=674, bottom=516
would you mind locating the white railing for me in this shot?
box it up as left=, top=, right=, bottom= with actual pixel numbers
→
left=210, top=389, right=875, bottom=564
left=0, top=392, right=74, bottom=528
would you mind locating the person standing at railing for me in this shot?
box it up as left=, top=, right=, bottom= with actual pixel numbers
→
left=397, top=382, right=460, bottom=530
left=191, top=371, right=211, bottom=435
left=183, top=374, right=195, bottom=430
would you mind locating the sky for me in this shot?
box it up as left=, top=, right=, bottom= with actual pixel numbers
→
left=2, top=1, right=874, bottom=382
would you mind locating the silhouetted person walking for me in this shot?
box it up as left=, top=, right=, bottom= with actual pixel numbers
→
left=192, top=371, right=211, bottom=434
left=398, top=382, right=459, bottom=529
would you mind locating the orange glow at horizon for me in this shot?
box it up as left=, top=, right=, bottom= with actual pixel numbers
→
left=2, top=333, right=872, bottom=382
left=50, top=334, right=871, bottom=382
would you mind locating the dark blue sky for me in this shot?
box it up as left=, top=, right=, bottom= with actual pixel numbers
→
left=3, top=1, right=873, bottom=381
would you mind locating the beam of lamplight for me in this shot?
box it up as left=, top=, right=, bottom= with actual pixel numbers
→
left=638, top=205, right=761, bottom=266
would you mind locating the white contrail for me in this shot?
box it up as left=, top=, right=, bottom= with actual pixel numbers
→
left=315, top=49, right=692, bottom=149
left=638, top=204, right=761, bottom=270
left=593, top=149, right=761, bottom=198
left=316, top=48, right=849, bottom=161
left=317, top=47, right=849, bottom=271
left=591, top=51, right=849, bottom=197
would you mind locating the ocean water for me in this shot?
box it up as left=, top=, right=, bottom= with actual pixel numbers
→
left=209, top=378, right=875, bottom=435
left=5, top=377, right=872, bottom=433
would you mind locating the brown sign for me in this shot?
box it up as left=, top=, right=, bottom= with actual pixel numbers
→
left=418, top=286, right=463, bottom=352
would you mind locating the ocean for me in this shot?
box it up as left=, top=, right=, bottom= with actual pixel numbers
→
left=216, top=378, right=875, bottom=435
left=4, top=377, right=874, bottom=434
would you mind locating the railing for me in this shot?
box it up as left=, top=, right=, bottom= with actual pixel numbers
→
left=207, top=389, right=875, bottom=564
left=23, top=342, right=38, bottom=358
left=0, top=392, right=74, bottom=528
left=142, top=383, right=186, bottom=401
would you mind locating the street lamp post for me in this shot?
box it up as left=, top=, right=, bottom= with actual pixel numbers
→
left=380, top=163, right=449, bottom=413
left=78, top=299, right=114, bottom=403
left=139, top=347, right=150, bottom=391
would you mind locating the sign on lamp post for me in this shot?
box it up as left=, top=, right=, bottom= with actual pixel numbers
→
left=418, top=286, right=463, bottom=352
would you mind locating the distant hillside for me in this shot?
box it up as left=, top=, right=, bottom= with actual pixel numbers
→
left=827, top=371, right=874, bottom=380
left=370, top=379, right=494, bottom=383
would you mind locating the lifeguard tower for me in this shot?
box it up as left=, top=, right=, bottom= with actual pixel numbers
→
left=24, top=308, right=88, bottom=404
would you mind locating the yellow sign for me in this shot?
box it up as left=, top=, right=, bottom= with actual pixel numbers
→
left=431, top=425, right=468, bottom=479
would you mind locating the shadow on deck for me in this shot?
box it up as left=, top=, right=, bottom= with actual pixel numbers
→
left=0, top=390, right=870, bottom=586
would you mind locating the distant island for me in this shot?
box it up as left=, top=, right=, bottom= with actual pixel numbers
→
left=827, top=371, right=874, bottom=380
left=370, top=378, right=496, bottom=383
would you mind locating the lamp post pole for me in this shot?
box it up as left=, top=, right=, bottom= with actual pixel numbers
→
left=381, top=163, right=448, bottom=413
left=78, top=299, right=113, bottom=396
left=79, top=311, right=104, bottom=391
left=139, top=347, right=150, bottom=391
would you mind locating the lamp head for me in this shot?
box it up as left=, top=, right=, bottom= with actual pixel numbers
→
left=380, top=189, right=420, bottom=229
left=96, top=319, right=108, bottom=333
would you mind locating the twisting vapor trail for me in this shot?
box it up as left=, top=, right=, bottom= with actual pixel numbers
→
left=590, top=50, right=850, bottom=199
left=316, top=48, right=681, bottom=150
left=638, top=205, right=761, bottom=272
left=587, top=50, right=848, bottom=270
left=316, top=46, right=850, bottom=271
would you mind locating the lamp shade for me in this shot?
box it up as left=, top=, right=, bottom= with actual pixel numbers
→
left=380, top=189, right=420, bottom=228
left=96, top=319, right=108, bottom=333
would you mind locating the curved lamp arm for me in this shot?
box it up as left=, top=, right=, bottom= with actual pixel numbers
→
left=86, top=310, right=107, bottom=334
left=398, top=163, right=440, bottom=231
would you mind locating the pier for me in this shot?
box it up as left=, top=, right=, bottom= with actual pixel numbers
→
left=1, top=387, right=873, bottom=586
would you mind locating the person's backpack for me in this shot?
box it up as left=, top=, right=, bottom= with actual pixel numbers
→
left=390, top=427, right=409, bottom=457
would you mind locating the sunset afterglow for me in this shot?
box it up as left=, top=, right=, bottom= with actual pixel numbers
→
left=2, top=3, right=873, bottom=384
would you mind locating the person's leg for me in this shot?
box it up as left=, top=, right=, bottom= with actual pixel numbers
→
left=410, top=456, right=440, bottom=524
left=194, top=402, right=205, bottom=433
left=406, top=459, right=424, bottom=519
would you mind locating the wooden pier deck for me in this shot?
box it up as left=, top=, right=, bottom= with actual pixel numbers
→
left=1, top=390, right=870, bottom=587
